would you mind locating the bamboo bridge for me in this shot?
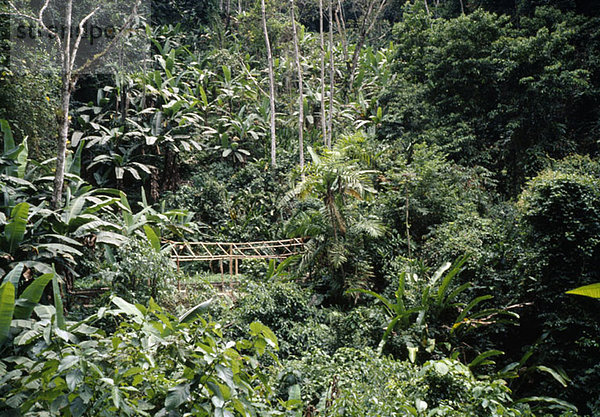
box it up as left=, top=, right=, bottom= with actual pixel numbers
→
left=167, top=238, right=306, bottom=275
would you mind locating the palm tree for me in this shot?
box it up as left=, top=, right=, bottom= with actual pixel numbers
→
left=283, top=135, right=383, bottom=298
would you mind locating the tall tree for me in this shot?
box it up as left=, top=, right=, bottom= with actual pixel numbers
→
left=348, top=0, right=387, bottom=92
left=327, top=0, right=335, bottom=148
left=261, top=0, right=277, bottom=168
left=319, top=0, right=327, bottom=146
left=290, top=0, right=304, bottom=169
left=5, top=0, right=143, bottom=208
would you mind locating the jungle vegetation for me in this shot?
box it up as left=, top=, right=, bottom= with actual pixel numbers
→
left=1, top=0, right=599, bottom=415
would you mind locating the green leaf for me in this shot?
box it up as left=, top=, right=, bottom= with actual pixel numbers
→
left=165, top=383, right=190, bottom=410
left=222, top=65, right=231, bottom=83
left=468, top=350, right=504, bottom=369
left=199, top=85, right=209, bottom=107
left=178, top=298, right=213, bottom=324
left=1, top=119, right=15, bottom=152
left=288, top=384, right=301, bottom=401
left=4, top=202, right=29, bottom=254
left=70, top=397, right=87, bottom=417
left=437, top=254, right=469, bottom=305
left=249, top=321, right=279, bottom=351
left=346, top=288, right=395, bottom=316
left=454, top=295, right=493, bottom=325
left=516, top=396, right=578, bottom=412
left=68, top=140, right=85, bottom=175
left=112, top=385, right=120, bottom=409
left=535, top=365, right=570, bottom=388
left=111, top=296, right=144, bottom=322
left=13, top=273, right=53, bottom=319
left=566, top=283, right=600, bottom=299
left=58, top=355, right=79, bottom=373
left=0, top=281, right=15, bottom=346
left=143, top=225, right=161, bottom=252
left=96, top=231, right=130, bottom=246
left=2, top=264, right=24, bottom=287
left=37, top=243, right=83, bottom=257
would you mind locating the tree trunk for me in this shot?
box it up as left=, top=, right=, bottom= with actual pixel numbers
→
left=11, top=0, right=141, bottom=208
left=348, top=0, right=386, bottom=93
left=290, top=0, right=304, bottom=170
left=261, top=0, right=277, bottom=168
left=319, top=0, right=327, bottom=146
left=327, top=0, right=334, bottom=148
left=52, top=76, right=73, bottom=209
left=226, top=0, right=231, bottom=28
left=52, top=0, right=74, bottom=210
left=335, top=0, right=349, bottom=72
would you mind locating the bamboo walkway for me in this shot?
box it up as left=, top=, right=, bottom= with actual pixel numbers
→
left=167, top=238, right=306, bottom=275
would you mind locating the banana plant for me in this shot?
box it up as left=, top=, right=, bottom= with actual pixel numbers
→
left=0, top=272, right=55, bottom=347
left=217, top=133, right=251, bottom=163
left=88, top=144, right=155, bottom=187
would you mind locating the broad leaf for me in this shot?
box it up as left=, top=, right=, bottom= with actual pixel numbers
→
left=179, top=298, right=213, bottom=324
left=143, top=225, right=161, bottom=252
left=0, top=281, right=15, bottom=346
left=4, top=202, right=29, bottom=253
left=13, top=273, right=53, bottom=319
left=165, top=383, right=190, bottom=410
left=2, top=263, right=24, bottom=287
left=566, top=283, right=600, bottom=299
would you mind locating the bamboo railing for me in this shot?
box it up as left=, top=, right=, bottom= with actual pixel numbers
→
left=167, top=238, right=305, bottom=275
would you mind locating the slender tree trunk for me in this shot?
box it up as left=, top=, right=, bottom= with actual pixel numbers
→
left=226, top=0, right=231, bottom=28
left=348, top=0, right=386, bottom=92
left=290, top=0, right=304, bottom=170
left=261, top=0, right=277, bottom=168
left=53, top=77, right=74, bottom=209
left=459, top=0, right=465, bottom=15
left=335, top=0, right=349, bottom=71
left=319, top=0, right=327, bottom=145
left=52, top=0, right=73, bottom=209
left=327, top=0, right=334, bottom=148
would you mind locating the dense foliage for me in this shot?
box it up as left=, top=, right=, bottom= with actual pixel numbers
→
left=1, top=0, right=600, bottom=415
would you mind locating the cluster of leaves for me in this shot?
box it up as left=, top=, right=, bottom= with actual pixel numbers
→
left=0, top=294, right=290, bottom=416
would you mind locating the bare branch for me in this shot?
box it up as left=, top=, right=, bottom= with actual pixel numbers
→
left=70, top=5, right=101, bottom=71
left=38, top=0, right=51, bottom=23
left=366, top=0, right=387, bottom=35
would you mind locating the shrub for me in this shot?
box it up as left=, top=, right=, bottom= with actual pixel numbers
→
left=95, top=238, right=179, bottom=305
left=0, top=297, right=284, bottom=417
left=224, top=280, right=334, bottom=358
left=279, top=347, right=534, bottom=416
left=515, top=158, right=600, bottom=413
